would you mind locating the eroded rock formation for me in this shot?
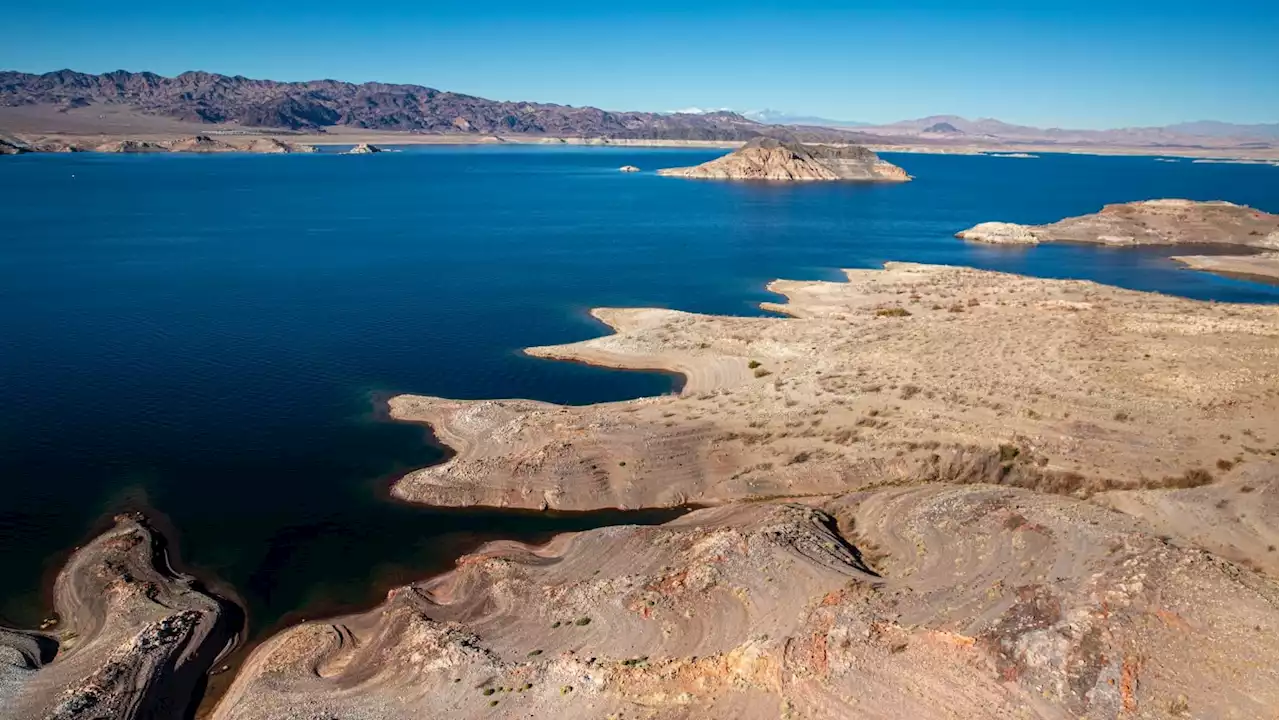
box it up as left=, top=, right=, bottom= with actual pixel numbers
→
left=0, top=515, right=236, bottom=719
left=658, top=137, right=911, bottom=181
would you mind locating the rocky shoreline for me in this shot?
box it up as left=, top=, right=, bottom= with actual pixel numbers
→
left=3, top=261, right=1277, bottom=718
left=956, top=200, right=1280, bottom=281
left=1, top=134, right=317, bottom=155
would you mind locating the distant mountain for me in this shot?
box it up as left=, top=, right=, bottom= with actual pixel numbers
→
left=856, top=115, right=1278, bottom=146
left=921, top=121, right=962, bottom=134
left=0, top=69, right=869, bottom=142
left=743, top=109, right=870, bottom=128
left=1158, top=121, right=1278, bottom=140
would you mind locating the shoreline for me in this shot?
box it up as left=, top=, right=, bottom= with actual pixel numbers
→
left=6, top=128, right=1278, bottom=161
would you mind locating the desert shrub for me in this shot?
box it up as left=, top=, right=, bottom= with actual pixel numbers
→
left=900, top=384, right=921, bottom=400
left=874, top=307, right=912, bottom=317
left=754, top=368, right=772, bottom=378
left=748, top=360, right=761, bottom=369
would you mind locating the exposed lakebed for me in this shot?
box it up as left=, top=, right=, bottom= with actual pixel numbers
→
left=0, top=146, right=1275, bottom=637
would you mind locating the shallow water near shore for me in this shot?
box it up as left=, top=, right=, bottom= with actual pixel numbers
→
left=1, top=146, right=1275, bottom=635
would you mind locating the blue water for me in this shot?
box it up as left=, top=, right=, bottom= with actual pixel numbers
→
left=0, top=146, right=1275, bottom=633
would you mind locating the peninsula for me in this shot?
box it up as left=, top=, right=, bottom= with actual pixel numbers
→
left=657, top=137, right=911, bottom=181
left=219, top=262, right=1277, bottom=719
left=955, top=199, right=1280, bottom=281
left=3, top=263, right=1276, bottom=719
left=956, top=199, right=1278, bottom=248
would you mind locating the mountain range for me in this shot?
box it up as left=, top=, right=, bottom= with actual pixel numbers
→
left=0, top=69, right=866, bottom=142
left=0, top=69, right=1274, bottom=149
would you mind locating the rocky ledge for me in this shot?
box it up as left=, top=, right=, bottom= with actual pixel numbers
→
left=956, top=199, right=1279, bottom=248
left=0, top=515, right=236, bottom=719
left=657, top=137, right=911, bottom=181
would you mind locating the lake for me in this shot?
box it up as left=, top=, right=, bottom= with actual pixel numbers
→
left=0, top=146, right=1275, bottom=636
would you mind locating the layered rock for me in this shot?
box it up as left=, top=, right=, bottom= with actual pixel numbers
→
left=211, top=485, right=1278, bottom=719
left=0, top=515, right=236, bottom=719
left=657, top=137, right=911, bottom=181
left=0, top=137, right=30, bottom=154
left=957, top=199, right=1279, bottom=247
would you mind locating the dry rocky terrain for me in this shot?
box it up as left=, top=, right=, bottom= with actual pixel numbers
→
left=391, top=263, right=1277, bottom=515
left=1171, top=252, right=1279, bottom=283
left=3, top=263, right=1277, bottom=719
left=956, top=200, right=1279, bottom=282
left=658, top=137, right=910, bottom=181
left=0, top=515, right=235, bottom=719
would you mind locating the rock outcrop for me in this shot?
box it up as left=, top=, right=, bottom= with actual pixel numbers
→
left=657, top=137, right=911, bottom=181
left=345, top=142, right=383, bottom=154
left=618, top=165, right=640, bottom=172
left=164, top=135, right=237, bottom=153
left=240, top=137, right=316, bottom=154
left=0, top=515, right=236, bottom=719
left=955, top=221, right=1040, bottom=244
left=94, top=139, right=167, bottom=153
left=210, top=485, right=1278, bottom=720
left=957, top=199, right=1279, bottom=247
left=0, top=137, right=30, bottom=154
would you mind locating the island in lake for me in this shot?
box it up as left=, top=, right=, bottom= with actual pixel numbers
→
left=658, top=137, right=911, bottom=181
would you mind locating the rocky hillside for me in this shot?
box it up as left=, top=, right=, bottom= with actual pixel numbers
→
left=658, top=137, right=911, bottom=181
left=0, top=69, right=869, bottom=142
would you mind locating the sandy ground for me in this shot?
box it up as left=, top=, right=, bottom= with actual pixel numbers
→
left=390, top=263, right=1277, bottom=520
left=1171, top=252, right=1279, bottom=282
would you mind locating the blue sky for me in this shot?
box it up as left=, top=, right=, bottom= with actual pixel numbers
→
left=4, top=1, right=1277, bottom=128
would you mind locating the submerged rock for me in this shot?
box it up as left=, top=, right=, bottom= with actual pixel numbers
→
left=657, top=136, right=911, bottom=181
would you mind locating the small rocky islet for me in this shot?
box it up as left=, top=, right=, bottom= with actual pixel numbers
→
left=657, top=136, right=912, bottom=181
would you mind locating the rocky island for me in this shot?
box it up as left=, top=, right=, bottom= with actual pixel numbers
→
left=658, top=137, right=911, bottom=181
left=957, top=199, right=1280, bottom=281
left=345, top=142, right=384, bottom=154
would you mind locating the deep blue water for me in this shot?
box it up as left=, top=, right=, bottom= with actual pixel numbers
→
left=0, top=146, right=1275, bottom=633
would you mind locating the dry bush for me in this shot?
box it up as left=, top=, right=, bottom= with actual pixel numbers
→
left=874, top=307, right=912, bottom=318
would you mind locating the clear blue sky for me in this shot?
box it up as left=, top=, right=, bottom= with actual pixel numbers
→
left=4, top=0, right=1276, bottom=128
